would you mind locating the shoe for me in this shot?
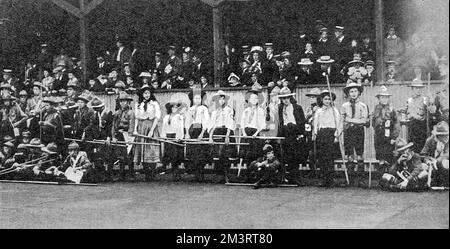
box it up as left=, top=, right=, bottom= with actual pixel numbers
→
left=253, top=183, right=261, bottom=189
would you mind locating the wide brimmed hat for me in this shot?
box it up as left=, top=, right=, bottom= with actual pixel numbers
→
left=343, top=82, right=364, bottom=95
left=3, top=141, right=15, bottom=148
left=41, top=143, right=58, bottom=154
left=165, top=101, right=182, bottom=112
left=306, top=88, right=322, bottom=97
left=74, top=93, right=91, bottom=103
left=432, top=121, right=449, bottom=136
left=319, top=89, right=336, bottom=101
left=90, top=98, right=105, bottom=109
left=114, top=81, right=126, bottom=89
left=66, top=81, right=79, bottom=90
left=245, top=85, right=264, bottom=104
left=118, top=92, right=133, bottom=101
left=0, top=95, right=16, bottom=101
left=250, top=46, right=263, bottom=53
left=317, top=56, right=335, bottom=64
left=375, top=85, right=392, bottom=97
left=277, top=87, right=296, bottom=98
left=348, top=60, right=365, bottom=67
left=365, top=60, right=375, bottom=67
left=269, top=86, right=281, bottom=97
left=19, top=90, right=29, bottom=97
left=25, top=138, right=44, bottom=148
left=2, top=69, right=13, bottom=75
left=410, top=79, right=425, bottom=88
left=394, top=138, right=414, bottom=153
left=139, top=71, right=152, bottom=78
left=68, top=141, right=80, bottom=150
left=212, top=90, right=230, bottom=102
left=0, top=83, right=15, bottom=92
left=298, top=58, right=314, bottom=66
left=32, top=81, right=48, bottom=91
left=42, top=96, right=57, bottom=105
left=140, top=84, right=152, bottom=93
left=227, top=73, right=240, bottom=82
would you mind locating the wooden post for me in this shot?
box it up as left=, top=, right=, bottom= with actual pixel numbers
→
left=375, top=0, right=385, bottom=83
left=213, top=6, right=223, bottom=87
left=79, top=0, right=88, bottom=85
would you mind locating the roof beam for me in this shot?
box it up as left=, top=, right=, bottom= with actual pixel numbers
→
left=51, top=0, right=83, bottom=18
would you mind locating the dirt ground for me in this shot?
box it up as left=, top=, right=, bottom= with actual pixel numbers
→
left=0, top=181, right=448, bottom=229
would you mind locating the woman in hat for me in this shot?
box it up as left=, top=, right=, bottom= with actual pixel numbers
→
left=341, top=82, right=369, bottom=187
left=372, top=86, right=400, bottom=172
left=347, top=60, right=368, bottom=84
left=0, top=95, right=28, bottom=140
left=209, top=90, right=236, bottom=182
left=304, top=88, right=322, bottom=174
left=420, top=121, right=449, bottom=187
left=161, top=101, right=185, bottom=181
left=26, top=82, right=47, bottom=116
left=239, top=86, right=266, bottom=171
left=313, top=90, right=342, bottom=187
left=406, top=79, right=430, bottom=152
left=185, top=88, right=210, bottom=181
left=132, top=84, right=161, bottom=181
left=41, top=69, right=55, bottom=91
left=277, top=87, right=306, bottom=186
left=111, top=92, right=135, bottom=181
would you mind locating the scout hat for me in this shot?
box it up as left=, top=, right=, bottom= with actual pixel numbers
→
left=118, top=92, right=133, bottom=101
left=317, top=56, right=335, bottom=64
left=0, top=83, right=15, bottom=92
left=298, top=58, right=314, bottom=66
left=375, top=85, right=392, bottom=98
left=394, top=138, right=414, bottom=153
left=319, top=89, right=336, bottom=101
left=114, top=81, right=126, bottom=89
left=212, top=90, right=230, bottom=102
left=277, top=87, right=296, bottom=98
left=25, top=138, right=44, bottom=148
left=410, top=78, right=425, bottom=88
left=432, top=121, right=449, bottom=136
left=227, top=73, right=240, bottom=82
left=68, top=141, right=80, bottom=150
left=42, top=96, right=58, bottom=105
left=90, top=98, right=105, bottom=109
left=41, top=143, right=58, bottom=155
left=74, top=92, right=91, bottom=103
left=3, top=135, right=14, bottom=142
left=343, top=82, right=364, bottom=95
left=245, top=84, right=264, bottom=105
left=305, top=88, right=322, bottom=97
left=269, top=86, right=281, bottom=97
left=3, top=141, right=15, bottom=148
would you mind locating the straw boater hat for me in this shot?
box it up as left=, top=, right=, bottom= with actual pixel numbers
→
left=298, top=58, right=314, bottom=66
left=306, top=88, right=322, bottom=97
left=245, top=84, right=264, bottom=105
left=3, top=69, right=13, bottom=75
left=317, top=56, right=335, bottom=64
left=343, top=82, right=364, bottom=95
left=227, top=73, right=240, bottom=82
left=118, top=92, right=133, bottom=101
left=139, top=71, right=152, bottom=78
left=25, top=138, right=44, bottom=148
left=277, top=87, right=296, bottom=98
left=348, top=60, right=365, bottom=67
left=212, top=90, right=230, bottom=102
left=250, top=46, right=263, bottom=54
left=41, top=143, right=58, bottom=155
left=90, top=98, right=105, bottom=109
left=394, top=138, right=414, bottom=153
left=365, top=60, right=375, bottom=67
left=375, top=85, right=392, bottom=98
left=140, top=84, right=152, bottom=93
left=410, top=78, right=425, bottom=88
left=432, top=121, right=449, bottom=136
left=319, top=89, right=336, bottom=101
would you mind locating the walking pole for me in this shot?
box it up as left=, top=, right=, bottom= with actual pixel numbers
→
left=368, top=114, right=373, bottom=188
left=325, top=73, right=349, bottom=185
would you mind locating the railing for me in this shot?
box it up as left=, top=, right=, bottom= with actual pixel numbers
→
left=94, top=80, right=447, bottom=161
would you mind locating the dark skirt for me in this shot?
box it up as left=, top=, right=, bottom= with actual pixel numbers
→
left=374, top=126, right=394, bottom=163
left=186, top=125, right=209, bottom=165
left=162, top=133, right=184, bottom=166
left=280, top=124, right=307, bottom=165
left=409, top=119, right=428, bottom=153
left=210, top=127, right=237, bottom=159
left=344, top=125, right=365, bottom=156
left=316, top=128, right=339, bottom=173
left=238, top=127, right=264, bottom=163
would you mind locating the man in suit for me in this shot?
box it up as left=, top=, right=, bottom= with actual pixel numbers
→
left=192, top=54, right=211, bottom=81
left=152, top=52, right=165, bottom=77
left=296, top=58, right=317, bottom=86
left=333, top=26, right=352, bottom=69
left=111, top=39, right=132, bottom=72
left=316, top=56, right=344, bottom=85
left=165, top=45, right=182, bottom=78
left=95, top=56, right=110, bottom=78
left=1, top=69, right=19, bottom=95
left=37, top=44, right=53, bottom=78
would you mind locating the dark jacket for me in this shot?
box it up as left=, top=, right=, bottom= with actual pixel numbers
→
left=73, top=106, right=96, bottom=140
left=277, top=101, right=306, bottom=138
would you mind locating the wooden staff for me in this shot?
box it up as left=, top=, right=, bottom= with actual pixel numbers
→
left=0, top=180, right=97, bottom=186
left=133, top=134, right=185, bottom=147
left=93, top=139, right=159, bottom=146
left=426, top=73, right=431, bottom=137
left=0, top=155, right=49, bottom=174
left=325, top=73, right=349, bottom=185
left=64, top=138, right=127, bottom=147
left=213, top=135, right=285, bottom=140
left=0, top=158, right=56, bottom=176
left=184, top=141, right=250, bottom=146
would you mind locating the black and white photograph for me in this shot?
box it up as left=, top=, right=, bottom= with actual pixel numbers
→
left=0, top=0, right=448, bottom=235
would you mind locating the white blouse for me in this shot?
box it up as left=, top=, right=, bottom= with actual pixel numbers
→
left=135, top=101, right=161, bottom=120
left=240, top=106, right=266, bottom=130
left=187, top=105, right=210, bottom=129
left=161, top=114, right=185, bottom=139
left=210, top=106, right=235, bottom=131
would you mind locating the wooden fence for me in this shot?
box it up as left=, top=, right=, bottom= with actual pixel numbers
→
left=94, top=81, right=446, bottom=161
